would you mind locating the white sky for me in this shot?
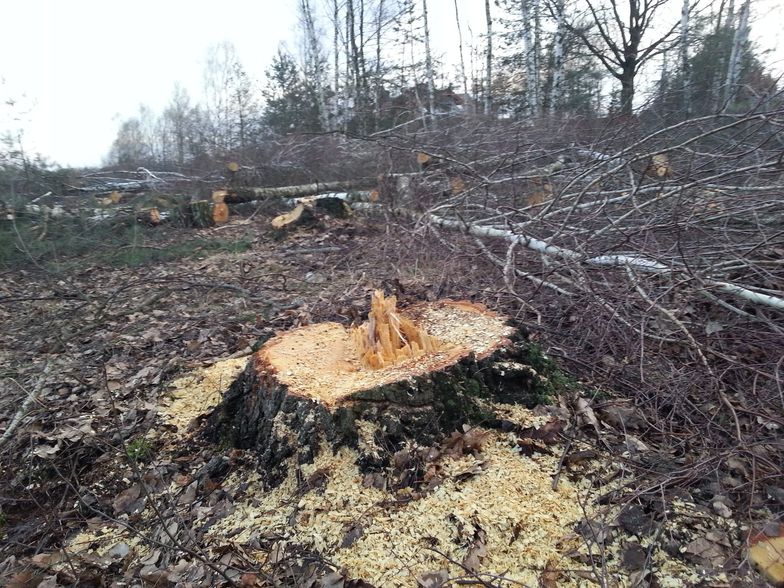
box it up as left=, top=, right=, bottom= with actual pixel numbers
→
left=1, top=0, right=781, bottom=168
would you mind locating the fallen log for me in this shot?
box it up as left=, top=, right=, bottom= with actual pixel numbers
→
left=225, top=178, right=379, bottom=203
left=271, top=196, right=353, bottom=230
left=208, top=291, right=544, bottom=487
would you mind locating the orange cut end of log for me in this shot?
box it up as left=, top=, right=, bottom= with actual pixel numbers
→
left=213, top=202, right=229, bottom=224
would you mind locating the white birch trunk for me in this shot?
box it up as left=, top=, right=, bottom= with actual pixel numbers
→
left=521, top=0, right=540, bottom=117
left=484, top=0, right=493, bottom=115
left=533, top=0, right=542, bottom=109
left=374, top=0, right=385, bottom=125
left=333, top=0, right=341, bottom=129
left=680, top=0, right=691, bottom=116
left=548, top=0, right=565, bottom=115
left=453, top=0, right=470, bottom=105
left=422, top=0, right=436, bottom=121
left=301, top=0, right=328, bottom=131
left=723, top=0, right=749, bottom=109
left=425, top=213, right=784, bottom=312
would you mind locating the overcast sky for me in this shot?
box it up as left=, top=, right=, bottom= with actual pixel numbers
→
left=1, top=0, right=781, bottom=168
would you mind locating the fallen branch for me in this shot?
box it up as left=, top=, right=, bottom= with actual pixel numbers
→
left=0, top=362, right=51, bottom=449
left=426, top=213, right=784, bottom=312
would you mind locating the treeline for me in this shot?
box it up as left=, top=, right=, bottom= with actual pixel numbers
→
left=105, top=0, right=778, bottom=170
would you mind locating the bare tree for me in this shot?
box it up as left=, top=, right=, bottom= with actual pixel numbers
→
left=548, top=0, right=566, bottom=115
left=567, top=0, right=682, bottom=115
left=680, top=0, right=692, bottom=115
left=453, top=0, right=470, bottom=108
left=299, top=0, right=329, bottom=130
left=422, top=0, right=436, bottom=121
left=162, top=84, right=193, bottom=167
left=521, top=0, right=541, bottom=116
left=484, top=0, right=493, bottom=115
left=722, top=0, right=750, bottom=110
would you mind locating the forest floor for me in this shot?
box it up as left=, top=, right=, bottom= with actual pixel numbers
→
left=0, top=204, right=776, bottom=587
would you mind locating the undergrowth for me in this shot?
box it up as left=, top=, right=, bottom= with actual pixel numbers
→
left=0, top=218, right=253, bottom=271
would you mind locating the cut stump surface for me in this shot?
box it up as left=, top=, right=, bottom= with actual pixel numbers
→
left=209, top=294, right=545, bottom=486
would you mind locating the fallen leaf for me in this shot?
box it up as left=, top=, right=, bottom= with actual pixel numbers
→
left=416, top=570, right=449, bottom=588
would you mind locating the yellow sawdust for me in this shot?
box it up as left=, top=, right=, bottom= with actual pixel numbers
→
left=67, top=527, right=144, bottom=558
left=159, top=357, right=248, bottom=431
left=208, top=416, right=583, bottom=586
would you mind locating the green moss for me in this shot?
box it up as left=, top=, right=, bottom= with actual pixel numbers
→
left=517, top=341, right=577, bottom=404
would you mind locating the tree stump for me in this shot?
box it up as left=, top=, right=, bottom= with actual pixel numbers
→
left=208, top=292, right=546, bottom=487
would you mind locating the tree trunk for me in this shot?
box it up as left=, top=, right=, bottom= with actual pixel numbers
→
left=722, top=0, right=749, bottom=110
left=374, top=0, right=385, bottom=128
left=484, top=0, right=493, bottom=115
left=422, top=0, right=436, bottom=123
left=619, top=69, right=635, bottom=116
left=333, top=0, right=341, bottom=130
left=549, top=0, right=565, bottom=115
left=453, top=0, right=469, bottom=106
left=224, top=178, right=380, bottom=203
left=521, top=0, right=540, bottom=116
left=207, top=293, right=545, bottom=487
left=680, top=0, right=691, bottom=116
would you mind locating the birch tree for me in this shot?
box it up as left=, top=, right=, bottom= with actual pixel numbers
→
left=454, top=0, right=470, bottom=107
left=548, top=0, right=566, bottom=115
left=521, top=0, right=541, bottom=116
left=299, top=0, right=329, bottom=131
left=484, top=0, right=493, bottom=115
left=722, top=0, right=750, bottom=110
left=678, top=0, right=691, bottom=116
left=162, top=84, right=196, bottom=167
left=422, top=0, right=436, bottom=120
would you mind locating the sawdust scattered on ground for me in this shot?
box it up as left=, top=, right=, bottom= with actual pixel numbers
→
left=207, top=416, right=583, bottom=586
left=158, top=357, right=248, bottom=431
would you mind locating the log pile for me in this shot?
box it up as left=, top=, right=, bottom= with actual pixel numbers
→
left=208, top=291, right=545, bottom=487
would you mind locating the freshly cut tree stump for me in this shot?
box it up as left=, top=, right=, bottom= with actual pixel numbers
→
left=209, top=291, right=545, bottom=486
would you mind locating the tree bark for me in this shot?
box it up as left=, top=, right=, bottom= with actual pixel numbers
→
left=722, top=0, right=750, bottom=110
left=224, top=178, right=380, bottom=203
left=453, top=0, right=470, bottom=107
left=521, top=0, right=540, bottom=116
left=484, top=0, right=493, bottom=115
left=422, top=0, right=436, bottom=123
left=620, top=68, right=635, bottom=116
left=680, top=0, right=691, bottom=116
left=548, top=0, right=565, bottom=115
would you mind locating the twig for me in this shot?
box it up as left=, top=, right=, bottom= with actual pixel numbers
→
left=0, top=362, right=51, bottom=449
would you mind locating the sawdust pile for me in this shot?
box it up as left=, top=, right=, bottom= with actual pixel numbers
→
left=159, top=357, right=247, bottom=431
left=207, top=415, right=584, bottom=586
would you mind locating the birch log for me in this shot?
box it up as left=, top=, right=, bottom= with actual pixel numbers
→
left=425, top=213, right=784, bottom=312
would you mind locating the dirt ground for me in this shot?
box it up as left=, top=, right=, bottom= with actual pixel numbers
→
left=0, top=207, right=776, bottom=586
